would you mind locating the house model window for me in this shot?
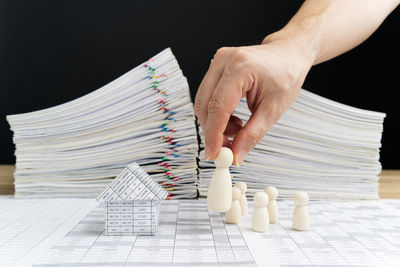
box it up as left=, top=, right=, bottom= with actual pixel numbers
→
left=97, top=162, right=168, bottom=236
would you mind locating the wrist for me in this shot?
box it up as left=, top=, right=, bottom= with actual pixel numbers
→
left=262, top=15, right=325, bottom=66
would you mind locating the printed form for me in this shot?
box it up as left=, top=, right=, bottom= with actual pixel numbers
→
left=1, top=197, right=400, bottom=266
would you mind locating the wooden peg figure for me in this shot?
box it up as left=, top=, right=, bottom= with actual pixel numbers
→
left=252, top=192, right=269, bottom=232
left=234, top=181, right=248, bottom=216
left=225, top=187, right=241, bottom=224
left=265, top=186, right=279, bottom=223
left=293, top=191, right=310, bottom=231
left=207, top=147, right=233, bottom=212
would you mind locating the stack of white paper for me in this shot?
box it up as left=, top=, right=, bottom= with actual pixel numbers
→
left=198, top=90, right=386, bottom=200
left=7, top=48, right=198, bottom=198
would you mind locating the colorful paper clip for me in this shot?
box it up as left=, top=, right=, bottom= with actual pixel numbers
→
left=145, top=61, right=181, bottom=198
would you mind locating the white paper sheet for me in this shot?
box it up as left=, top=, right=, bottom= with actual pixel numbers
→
left=0, top=197, right=98, bottom=267
left=1, top=197, right=400, bottom=266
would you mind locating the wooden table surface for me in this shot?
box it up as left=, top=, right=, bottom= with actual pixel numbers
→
left=1, top=165, right=399, bottom=198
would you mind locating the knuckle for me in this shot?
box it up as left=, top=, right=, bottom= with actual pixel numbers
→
left=279, top=82, right=292, bottom=95
left=226, top=62, right=245, bottom=77
left=207, top=97, right=225, bottom=115
left=265, top=102, right=284, bottom=122
left=194, top=98, right=205, bottom=116
left=231, top=48, right=248, bottom=64
left=247, top=127, right=267, bottom=145
left=215, top=47, right=230, bottom=58
left=224, top=48, right=249, bottom=76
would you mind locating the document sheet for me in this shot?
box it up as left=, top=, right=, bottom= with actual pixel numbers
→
left=0, top=197, right=98, bottom=266
left=1, top=197, right=400, bottom=266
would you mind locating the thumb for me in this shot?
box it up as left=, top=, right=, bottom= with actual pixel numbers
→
left=231, top=103, right=281, bottom=166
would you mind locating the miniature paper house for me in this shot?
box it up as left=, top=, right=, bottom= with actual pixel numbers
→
left=97, top=162, right=168, bottom=236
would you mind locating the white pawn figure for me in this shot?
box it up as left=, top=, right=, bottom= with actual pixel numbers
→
left=252, top=192, right=269, bottom=232
left=234, top=182, right=248, bottom=216
left=293, top=191, right=310, bottom=231
left=265, top=186, right=279, bottom=223
left=225, top=187, right=241, bottom=224
left=207, top=147, right=233, bottom=212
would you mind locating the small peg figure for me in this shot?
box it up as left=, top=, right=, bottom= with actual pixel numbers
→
left=234, top=181, right=248, bottom=216
left=207, top=147, right=233, bottom=212
left=293, top=191, right=310, bottom=231
left=252, top=192, right=269, bottom=232
left=225, top=187, right=241, bottom=224
left=265, top=186, right=279, bottom=223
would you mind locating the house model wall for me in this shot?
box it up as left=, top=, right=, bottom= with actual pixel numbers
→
left=97, top=162, right=168, bottom=236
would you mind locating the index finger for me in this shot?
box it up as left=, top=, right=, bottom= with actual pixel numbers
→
left=205, top=70, right=247, bottom=160
left=194, top=48, right=230, bottom=130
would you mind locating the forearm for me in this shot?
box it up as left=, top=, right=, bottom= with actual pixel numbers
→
left=263, top=0, right=399, bottom=65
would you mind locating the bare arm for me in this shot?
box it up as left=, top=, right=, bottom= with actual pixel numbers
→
left=266, top=0, right=400, bottom=65
left=195, top=0, right=399, bottom=165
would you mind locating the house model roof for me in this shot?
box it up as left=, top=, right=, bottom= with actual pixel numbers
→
left=97, top=162, right=168, bottom=201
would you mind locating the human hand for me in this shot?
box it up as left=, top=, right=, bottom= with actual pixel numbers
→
left=194, top=35, right=315, bottom=165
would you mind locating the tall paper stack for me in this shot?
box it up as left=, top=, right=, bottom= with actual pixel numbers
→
left=198, top=89, right=385, bottom=200
left=7, top=48, right=198, bottom=198
left=7, top=48, right=386, bottom=200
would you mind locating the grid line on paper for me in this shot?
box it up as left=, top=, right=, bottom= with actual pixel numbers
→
left=220, top=212, right=237, bottom=264
left=0, top=199, right=68, bottom=249
left=0, top=200, right=44, bottom=232
left=311, top=230, right=352, bottom=265
left=300, top=201, right=351, bottom=265
left=77, top=229, right=102, bottom=264
left=372, top=225, right=400, bottom=249
left=123, top=169, right=141, bottom=199
left=234, top=214, right=256, bottom=263
left=207, top=209, right=220, bottom=264
left=111, top=186, right=124, bottom=200
left=97, top=162, right=166, bottom=203
left=317, top=202, right=386, bottom=264
left=28, top=199, right=400, bottom=266
left=283, top=211, right=322, bottom=265
left=339, top=213, right=396, bottom=264
left=132, top=200, right=135, bottom=234
left=263, top=202, right=313, bottom=265
left=20, top=200, right=95, bottom=263
left=125, top=169, right=151, bottom=200
left=170, top=200, right=179, bottom=267
left=333, top=230, right=384, bottom=264
left=124, top=234, right=138, bottom=265
left=353, top=202, right=400, bottom=250
left=308, top=222, right=352, bottom=264
left=0, top=199, right=100, bottom=267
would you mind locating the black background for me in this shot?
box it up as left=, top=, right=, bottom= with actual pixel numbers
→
left=1, top=1, right=399, bottom=168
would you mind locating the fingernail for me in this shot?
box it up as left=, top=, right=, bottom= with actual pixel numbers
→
left=233, top=154, right=240, bottom=167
